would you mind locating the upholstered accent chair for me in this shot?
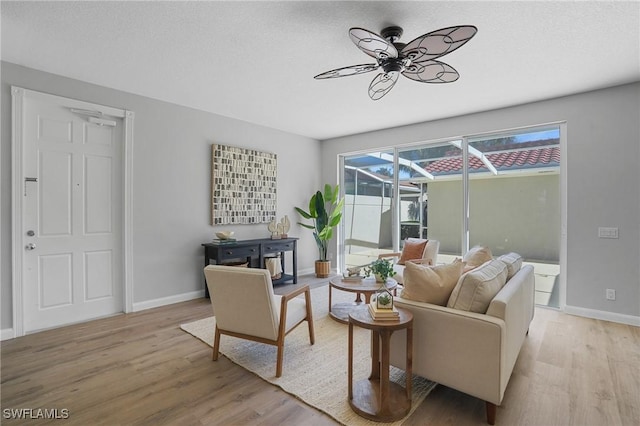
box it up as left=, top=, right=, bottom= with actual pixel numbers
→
left=203, top=265, right=315, bottom=377
left=378, top=239, right=440, bottom=285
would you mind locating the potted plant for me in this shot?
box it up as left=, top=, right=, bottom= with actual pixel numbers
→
left=295, top=184, right=344, bottom=278
left=364, top=258, right=396, bottom=283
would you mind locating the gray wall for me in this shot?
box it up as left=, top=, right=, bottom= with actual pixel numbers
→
left=1, top=62, right=321, bottom=330
left=322, top=82, right=640, bottom=319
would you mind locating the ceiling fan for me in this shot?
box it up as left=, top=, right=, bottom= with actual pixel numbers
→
left=314, top=25, right=477, bottom=100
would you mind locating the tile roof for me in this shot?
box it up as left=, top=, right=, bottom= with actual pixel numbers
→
left=425, top=146, right=560, bottom=176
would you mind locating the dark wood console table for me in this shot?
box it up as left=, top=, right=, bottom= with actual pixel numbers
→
left=202, top=237, right=298, bottom=297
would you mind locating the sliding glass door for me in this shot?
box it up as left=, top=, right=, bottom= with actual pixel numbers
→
left=339, top=124, right=562, bottom=308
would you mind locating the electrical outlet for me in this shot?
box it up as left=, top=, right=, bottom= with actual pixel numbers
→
left=606, top=289, right=616, bottom=301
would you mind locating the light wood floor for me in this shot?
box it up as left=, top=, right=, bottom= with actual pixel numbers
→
left=2, top=277, right=639, bottom=425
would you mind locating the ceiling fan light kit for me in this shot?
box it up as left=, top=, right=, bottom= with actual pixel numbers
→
left=315, top=24, right=477, bottom=100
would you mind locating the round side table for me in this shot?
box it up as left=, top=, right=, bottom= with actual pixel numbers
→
left=348, top=306, right=413, bottom=422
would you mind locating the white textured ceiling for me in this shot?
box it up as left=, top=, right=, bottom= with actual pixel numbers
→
left=2, top=1, right=639, bottom=140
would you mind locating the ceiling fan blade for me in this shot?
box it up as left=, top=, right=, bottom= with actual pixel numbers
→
left=349, top=27, right=398, bottom=60
left=314, top=63, right=379, bottom=79
left=401, top=25, right=477, bottom=63
left=403, top=60, right=460, bottom=83
left=368, top=72, right=399, bottom=100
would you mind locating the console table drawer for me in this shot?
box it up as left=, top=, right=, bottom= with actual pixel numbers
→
left=219, top=245, right=260, bottom=260
left=263, top=241, right=294, bottom=253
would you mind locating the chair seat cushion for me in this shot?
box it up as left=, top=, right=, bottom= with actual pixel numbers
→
left=274, top=295, right=309, bottom=332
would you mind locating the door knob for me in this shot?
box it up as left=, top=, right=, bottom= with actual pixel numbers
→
left=25, top=243, right=36, bottom=251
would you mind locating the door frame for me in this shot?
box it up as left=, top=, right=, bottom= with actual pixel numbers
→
left=11, top=86, right=135, bottom=337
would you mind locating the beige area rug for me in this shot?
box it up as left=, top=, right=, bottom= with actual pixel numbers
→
left=181, top=285, right=436, bottom=426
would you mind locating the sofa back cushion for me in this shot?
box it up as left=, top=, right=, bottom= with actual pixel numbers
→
left=400, top=260, right=463, bottom=305
left=497, top=252, right=523, bottom=280
left=447, top=259, right=508, bottom=313
left=398, top=238, right=428, bottom=265
left=463, top=245, right=493, bottom=267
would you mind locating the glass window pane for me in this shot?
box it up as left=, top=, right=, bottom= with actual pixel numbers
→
left=468, top=127, right=560, bottom=308
left=343, top=150, right=395, bottom=268
left=397, top=141, right=463, bottom=259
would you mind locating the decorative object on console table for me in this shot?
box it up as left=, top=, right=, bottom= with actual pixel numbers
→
left=267, top=215, right=291, bottom=239
left=215, top=231, right=235, bottom=240
left=295, top=184, right=344, bottom=278
left=265, top=255, right=283, bottom=280
left=211, top=144, right=277, bottom=225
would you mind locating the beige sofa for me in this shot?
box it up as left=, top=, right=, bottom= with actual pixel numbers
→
left=388, top=262, right=535, bottom=424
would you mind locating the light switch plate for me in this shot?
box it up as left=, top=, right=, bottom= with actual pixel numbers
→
left=598, top=227, right=619, bottom=239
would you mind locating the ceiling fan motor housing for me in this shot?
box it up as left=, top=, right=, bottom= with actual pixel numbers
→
left=381, top=58, right=406, bottom=74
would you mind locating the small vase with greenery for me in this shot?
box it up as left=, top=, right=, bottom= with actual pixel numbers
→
left=295, top=184, right=344, bottom=277
left=364, top=258, right=396, bottom=283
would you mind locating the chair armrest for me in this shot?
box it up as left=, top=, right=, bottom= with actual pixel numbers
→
left=280, top=284, right=311, bottom=302
left=378, top=252, right=401, bottom=259
left=406, top=258, right=433, bottom=265
left=277, top=284, right=312, bottom=337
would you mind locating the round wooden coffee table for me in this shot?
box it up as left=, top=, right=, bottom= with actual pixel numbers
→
left=328, top=277, right=397, bottom=324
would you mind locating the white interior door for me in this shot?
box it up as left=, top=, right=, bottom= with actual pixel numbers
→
left=18, top=89, right=124, bottom=333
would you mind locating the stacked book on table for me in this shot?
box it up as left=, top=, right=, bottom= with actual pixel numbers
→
left=368, top=301, right=400, bottom=321
left=212, top=238, right=237, bottom=244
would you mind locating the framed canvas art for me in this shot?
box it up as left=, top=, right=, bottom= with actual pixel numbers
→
left=211, top=144, right=277, bottom=225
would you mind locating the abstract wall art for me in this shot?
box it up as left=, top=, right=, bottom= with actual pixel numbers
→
left=211, top=144, right=277, bottom=225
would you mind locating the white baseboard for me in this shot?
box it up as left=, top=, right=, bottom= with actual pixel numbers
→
left=564, top=305, right=640, bottom=326
left=1, top=328, right=15, bottom=341
left=298, top=267, right=315, bottom=276
left=1, top=291, right=205, bottom=339
left=132, top=289, right=205, bottom=312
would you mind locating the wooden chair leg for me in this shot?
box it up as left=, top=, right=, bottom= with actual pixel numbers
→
left=212, top=327, right=221, bottom=361
left=305, top=290, right=315, bottom=345
left=276, top=341, right=284, bottom=378
left=486, top=401, right=497, bottom=425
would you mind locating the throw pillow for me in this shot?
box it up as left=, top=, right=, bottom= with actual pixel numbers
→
left=400, top=259, right=463, bottom=306
left=497, top=252, right=523, bottom=280
left=447, top=259, right=508, bottom=313
left=463, top=245, right=493, bottom=267
left=398, top=238, right=428, bottom=265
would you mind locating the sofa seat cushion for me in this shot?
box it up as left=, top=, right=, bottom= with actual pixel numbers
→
left=463, top=245, right=493, bottom=268
left=400, top=259, right=463, bottom=305
left=398, top=238, right=428, bottom=265
left=497, top=252, right=523, bottom=280
left=447, top=259, right=508, bottom=313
